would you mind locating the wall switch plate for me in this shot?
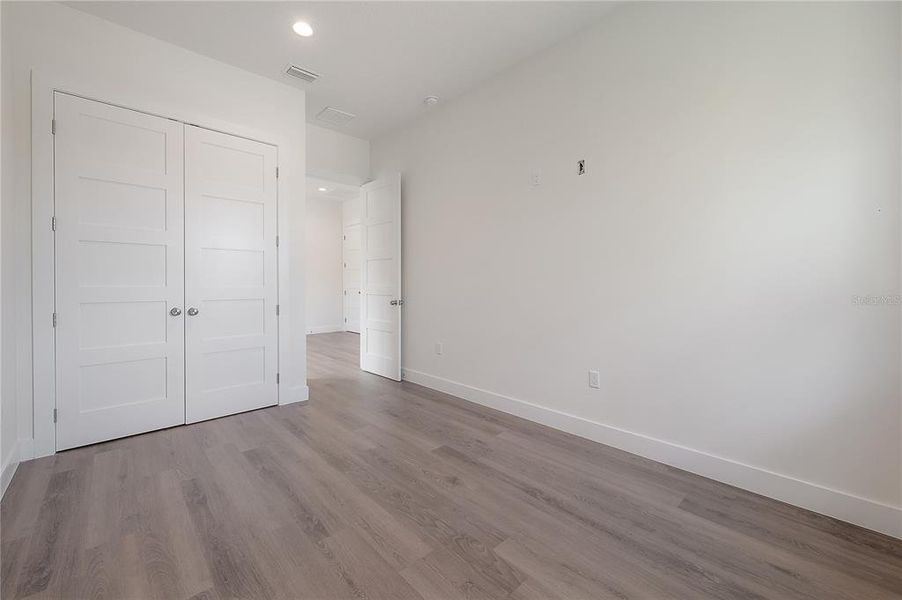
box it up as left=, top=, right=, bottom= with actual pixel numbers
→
left=588, top=369, right=600, bottom=389
left=530, top=171, right=541, bottom=187
left=435, top=342, right=443, bottom=355
left=578, top=160, right=586, bottom=176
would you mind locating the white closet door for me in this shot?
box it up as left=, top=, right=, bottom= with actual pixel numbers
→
left=185, top=125, right=279, bottom=423
left=54, top=93, right=186, bottom=451
left=360, top=174, right=402, bottom=380
left=343, top=198, right=362, bottom=333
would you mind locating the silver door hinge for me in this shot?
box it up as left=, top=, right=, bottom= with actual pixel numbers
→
left=276, top=373, right=280, bottom=384
left=53, top=408, right=57, bottom=423
left=51, top=119, right=56, bottom=135
left=52, top=313, right=57, bottom=328
left=275, top=235, right=280, bottom=247
left=276, top=304, right=280, bottom=316
left=276, top=167, right=280, bottom=179
left=51, top=216, right=57, bottom=231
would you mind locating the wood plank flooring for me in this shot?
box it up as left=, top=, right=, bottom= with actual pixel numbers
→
left=2, top=331, right=901, bottom=599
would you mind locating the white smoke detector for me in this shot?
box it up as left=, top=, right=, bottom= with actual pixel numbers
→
left=424, top=96, right=439, bottom=106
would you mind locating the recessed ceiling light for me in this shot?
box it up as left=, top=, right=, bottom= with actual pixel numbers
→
left=292, top=21, right=314, bottom=37
left=317, top=187, right=328, bottom=192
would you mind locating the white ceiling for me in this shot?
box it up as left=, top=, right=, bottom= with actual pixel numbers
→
left=68, top=1, right=616, bottom=140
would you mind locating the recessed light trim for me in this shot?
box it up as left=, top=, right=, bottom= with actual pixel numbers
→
left=317, top=187, right=328, bottom=192
left=292, top=21, right=314, bottom=37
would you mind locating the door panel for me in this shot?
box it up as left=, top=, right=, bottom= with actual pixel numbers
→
left=54, top=93, right=185, bottom=451
left=360, top=175, right=401, bottom=380
left=185, top=126, right=278, bottom=423
left=343, top=222, right=361, bottom=333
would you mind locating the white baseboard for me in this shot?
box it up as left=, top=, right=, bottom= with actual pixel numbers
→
left=18, top=438, right=35, bottom=461
left=401, top=368, right=902, bottom=540
left=281, top=385, right=309, bottom=406
left=306, top=325, right=346, bottom=335
left=1, top=441, right=20, bottom=499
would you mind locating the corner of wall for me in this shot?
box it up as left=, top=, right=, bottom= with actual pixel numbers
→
left=281, top=384, right=309, bottom=406
left=0, top=439, right=19, bottom=498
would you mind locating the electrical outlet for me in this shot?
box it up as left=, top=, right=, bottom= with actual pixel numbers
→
left=588, top=369, right=600, bottom=389
left=435, top=342, right=443, bottom=355
left=578, top=160, right=586, bottom=176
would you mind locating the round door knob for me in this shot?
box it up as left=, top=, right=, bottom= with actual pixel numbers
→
left=169, top=307, right=182, bottom=317
left=187, top=307, right=199, bottom=316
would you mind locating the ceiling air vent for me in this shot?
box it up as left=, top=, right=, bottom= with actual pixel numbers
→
left=285, top=65, right=320, bottom=83
left=316, top=106, right=356, bottom=127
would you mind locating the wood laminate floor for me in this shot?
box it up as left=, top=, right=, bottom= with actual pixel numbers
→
left=2, top=332, right=901, bottom=599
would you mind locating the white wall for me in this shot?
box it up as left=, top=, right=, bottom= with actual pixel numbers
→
left=372, top=2, right=902, bottom=536
left=307, top=123, right=370, bottom=185
left=305, top=197, right=344, bottom=334
left=1, top=1, right=308, bottom=464
left=0, top=1, right=17, bottom=495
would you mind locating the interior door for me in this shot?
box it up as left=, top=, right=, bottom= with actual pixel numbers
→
left=343, top=198, right=361, bottom=333
left=360, top=174, right=402, bottom=380
left=184, top=125, right=279, bottom=423
left=54, top=92, right=186, bottom=450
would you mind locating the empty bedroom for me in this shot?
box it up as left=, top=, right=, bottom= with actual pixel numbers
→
left=1, top=1, right=900, bottom=599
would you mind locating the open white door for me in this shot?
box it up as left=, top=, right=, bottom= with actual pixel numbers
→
left=360, top=174, right=402, bottom=380
left=184, top=125, right=279, bottom=422
left=54, top=93, right=186, bottom=450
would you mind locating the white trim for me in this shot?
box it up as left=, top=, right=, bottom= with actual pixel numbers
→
left=1, top=441, right=20, bottom=499
left=307, top=325, right=346, bottom=335
left=282, top=385, right=309, bottom=405
left=307, top=170, right=369, bottom=188
left=30, top=70, right=297, bottom=456
left=31, top=72, right=56, bottom=458
left=401, top=368, right=902, bottom=540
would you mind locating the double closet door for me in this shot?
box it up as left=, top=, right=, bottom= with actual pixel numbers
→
left=54, top=92, right=279, bottom=451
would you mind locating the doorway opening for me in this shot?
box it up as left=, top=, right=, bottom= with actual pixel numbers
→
left=305, top=175, right=402, bottom=385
